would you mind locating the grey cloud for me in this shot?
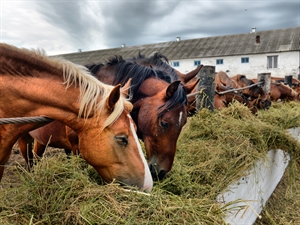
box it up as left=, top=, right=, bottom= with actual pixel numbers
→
left=97, top=1, right=182, bottom=47
left=8, top=0, right=299, bottom=55
left=35, top=1, right=100, bottom=49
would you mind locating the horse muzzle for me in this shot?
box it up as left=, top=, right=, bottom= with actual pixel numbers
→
left=149, top=163, right=167, bottom=181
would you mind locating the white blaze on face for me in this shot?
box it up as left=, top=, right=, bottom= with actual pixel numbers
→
left=178, top=111, right=183, bottom=127
left=128, top=114, right=153, bottom=191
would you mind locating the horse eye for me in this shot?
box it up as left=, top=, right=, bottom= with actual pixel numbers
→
left=115, top=135, right=128, bottom=146
left=160, top=121, right=169, bottom=129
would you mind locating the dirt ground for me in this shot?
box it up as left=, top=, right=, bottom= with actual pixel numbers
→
left=1, top=143, right=63, bottom=186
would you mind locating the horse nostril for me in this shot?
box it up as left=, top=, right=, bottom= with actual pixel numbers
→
left=158, top=170, right=166, bottom=180
left=149, top=163, right=167, bottom=180
left=149, top=163, right=154, bottom=173
left=149, top=163, right=160, bottom=181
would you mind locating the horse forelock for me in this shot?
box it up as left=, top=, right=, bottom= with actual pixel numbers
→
left=157, top=83, right=187, bottom=118
left=101, top=94, right=133, bottom=129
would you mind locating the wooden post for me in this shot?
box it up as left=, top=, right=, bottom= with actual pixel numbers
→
left=284, top=75, right=293, bottom=87
left=257, top=73, right=271, bottom=94
left=196, top=66, right=215, bottom=112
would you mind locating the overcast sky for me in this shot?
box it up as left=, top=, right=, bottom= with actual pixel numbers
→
left=1, top=0, right=299, bottom=56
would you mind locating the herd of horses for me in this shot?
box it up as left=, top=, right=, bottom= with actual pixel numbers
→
left=1, top=43, right=299, bottom=192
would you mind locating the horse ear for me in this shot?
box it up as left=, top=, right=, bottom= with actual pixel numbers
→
left=185, top=78, right=200, bottom=94
left=179, top=64, right=203, bottom=84
left=166, top=80, right=181, bottom=99
left=121, top=78, right=132, bottom=97
left=107, top=84, right=121, bottom=110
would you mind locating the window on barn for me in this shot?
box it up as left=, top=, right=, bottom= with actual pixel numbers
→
left=173, top=61, right=180, bottom=67
left=267, top=56, right=278, bottom=68
left=194, top=60, right=201, bottom=66
left=216, top=59, right=223, bottom=65
left=241, top=57, right=249, bottom=63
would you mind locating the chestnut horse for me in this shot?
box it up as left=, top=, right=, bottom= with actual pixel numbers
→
left=215, top=84, right=258, bottom=114
left=1, top=43, right=152, bottom=191
left=270, top=82, right=299, bottom=102
left=19, top=55, right=191, bottom=180
left=229, top=74, right=272, bottom=110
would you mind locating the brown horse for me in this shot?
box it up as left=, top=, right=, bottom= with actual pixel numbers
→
left=270, top=82, right=300, bottom=102
left=19, top=55, right=192, bottom=181
left=271, top=76, right=300, bottom=88
left=1, top=43, right=152, bottom=191
left=270, top=76, right=300, bottom=97
left=215, top=84, right=258, bottom=114
left=230, top=74, right=271, bottom=110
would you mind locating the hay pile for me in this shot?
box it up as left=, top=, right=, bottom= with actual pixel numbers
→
left=0, top=101, right=300, bottom=224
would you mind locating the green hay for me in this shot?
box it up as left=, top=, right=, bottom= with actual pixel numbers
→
left=1, top=101, right=300, bottom=224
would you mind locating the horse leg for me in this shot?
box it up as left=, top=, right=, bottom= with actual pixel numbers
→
left=33, top=140, right=47, bottom=159
left=18, top=133, right=34, bottom=168
left=0, top=147, right=12, bottom=181
left=0, top=137, right=19, bottom=181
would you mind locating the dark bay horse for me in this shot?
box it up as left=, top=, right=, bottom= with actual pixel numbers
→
left=126, top=52, right=201, bottom=115
left=1, top=43, right=152, bottom=191
left=19, top=55, right=191, bottom=180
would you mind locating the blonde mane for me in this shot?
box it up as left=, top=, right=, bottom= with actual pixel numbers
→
left=0, top=43, right=132, bottom=128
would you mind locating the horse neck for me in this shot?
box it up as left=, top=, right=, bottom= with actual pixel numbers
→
left=0, top=75, right=90, bottom=131
left=178, top=65, right=202, bottom=84
left=0, top=122, right=50, bottom=156
left=136, top=77, right=168, bottom=97
left=225, top=92, right=245, bottom=103
left=94, top=66, right=116, bottom=85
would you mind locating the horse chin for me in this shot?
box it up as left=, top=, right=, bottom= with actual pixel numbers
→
left=93, top=166, right=147, bottom=190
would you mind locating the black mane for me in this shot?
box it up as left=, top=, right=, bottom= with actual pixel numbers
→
left=127, top=52, right=178, bottom=81
left=85, top=55, right=187, bottom=117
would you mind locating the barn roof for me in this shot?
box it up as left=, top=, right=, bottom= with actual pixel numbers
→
left=56, top=26, right=300, bottom=66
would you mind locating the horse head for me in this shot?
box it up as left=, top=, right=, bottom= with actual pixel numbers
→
left=77, top=84, right=153, bottom=190
left=132, top=79, right=188, bottom=180
left=232, top=74, right=271, bottom=110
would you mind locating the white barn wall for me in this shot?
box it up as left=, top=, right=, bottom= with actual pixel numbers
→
left=171, top=51, right=299, bottom=79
